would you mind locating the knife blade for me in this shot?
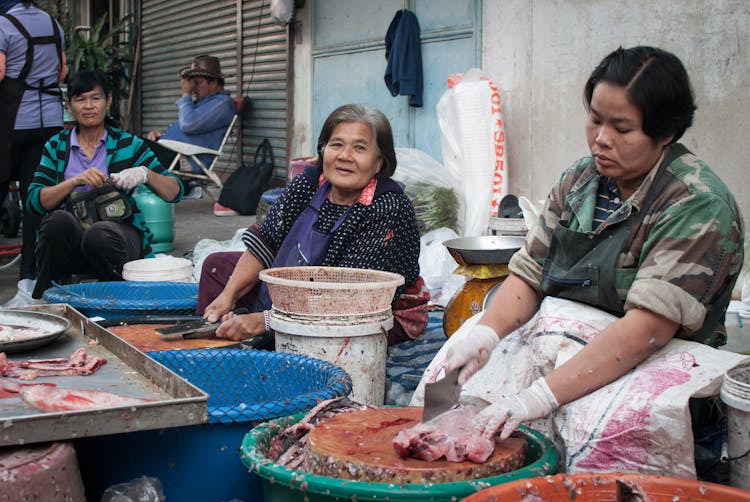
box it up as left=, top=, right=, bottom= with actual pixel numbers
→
left=422, top=366, right=462, bottom=422
left=156, top=319, right=220, bottom=340
left=155, top=307, right=249, bottom=340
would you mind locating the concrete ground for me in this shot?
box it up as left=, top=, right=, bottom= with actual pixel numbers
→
left=0, top=190, right=255, bottom=305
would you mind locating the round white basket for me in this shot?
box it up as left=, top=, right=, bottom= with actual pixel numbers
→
left=123, top=256, right=194, bottom=282
left=259, top=266, right=404, bottom=316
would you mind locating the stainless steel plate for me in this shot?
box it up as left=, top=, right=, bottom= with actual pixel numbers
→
left=0, top=309, right=72, bottom=353
left=443, top=235, right=526, bottom=265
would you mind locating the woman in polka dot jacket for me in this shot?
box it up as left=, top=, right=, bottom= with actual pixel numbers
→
left=197, top=104, right=429, bottom=346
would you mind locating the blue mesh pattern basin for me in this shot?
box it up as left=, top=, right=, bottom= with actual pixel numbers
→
left=42, top=281, right=198, bottom=318
left=150, top=349, right=353, bottom=424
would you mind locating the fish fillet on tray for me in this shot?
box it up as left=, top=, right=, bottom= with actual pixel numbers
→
left=0, top=304, right=208, bottom=447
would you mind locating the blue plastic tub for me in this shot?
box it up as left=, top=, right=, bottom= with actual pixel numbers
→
left=256, top=187, right=285, bottom=225
left=77, top=349, right=352, bottom=502
left=42, top=281, right=198, bottom=318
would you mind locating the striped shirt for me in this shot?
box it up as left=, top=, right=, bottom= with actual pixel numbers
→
left=593, top=177, right=622, bottom=230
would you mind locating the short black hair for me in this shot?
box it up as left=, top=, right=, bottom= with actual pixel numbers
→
left=67, top=69, right=111, bottom=99
left=584, top=46, right=696, bottom=143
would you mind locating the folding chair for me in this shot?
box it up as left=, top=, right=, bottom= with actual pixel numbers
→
left=159, top=97, right=248, bottom=198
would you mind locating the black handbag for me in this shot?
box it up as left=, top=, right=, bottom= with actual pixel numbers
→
left=218, top=138, right=274, bottom=215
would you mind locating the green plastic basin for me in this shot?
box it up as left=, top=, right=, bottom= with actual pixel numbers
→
left=240, top=411, right=559, bottom=502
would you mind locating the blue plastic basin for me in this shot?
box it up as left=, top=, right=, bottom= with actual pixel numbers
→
left=77, top=349, right=352, bottom=502
left=42, top=281, right=198, bottom=319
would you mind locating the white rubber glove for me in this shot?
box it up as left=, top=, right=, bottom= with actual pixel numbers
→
left=444, top=324, right=499, bottom=385
left=474, top=377, right=559, bottom=440
left=110, top=166, right=148, bottom=190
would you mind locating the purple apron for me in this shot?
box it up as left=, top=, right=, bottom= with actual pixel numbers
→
left=255, top=180, right=352, bottom=310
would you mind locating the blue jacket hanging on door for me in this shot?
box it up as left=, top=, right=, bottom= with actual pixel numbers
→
left=384, top=9, right=423, bottom=107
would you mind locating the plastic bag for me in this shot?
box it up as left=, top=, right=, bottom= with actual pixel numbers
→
left=270, top=0, right=294, bottom=25
left=418, top=227, right=459, bottom=291
left=437, top=68, right=509, bottom=236
left=101, top=475, right=164, bottom=502
left=3, top=279, right=44, bottom=307
left=393, top=148, right=459, bottom=234
left=191, top=227, right=247, bottom=281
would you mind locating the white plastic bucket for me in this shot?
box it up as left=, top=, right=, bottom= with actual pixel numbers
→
left=122, top=256, right=194, bottom=282
left=270, top=309, right=392, bottom=405
left=720, top=360, right=750, bottom=490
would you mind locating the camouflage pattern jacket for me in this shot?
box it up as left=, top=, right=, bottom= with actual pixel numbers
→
left=510, top=144, right=745, bottom=346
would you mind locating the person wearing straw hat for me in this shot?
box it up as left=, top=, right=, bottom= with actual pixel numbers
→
left=145, top=55, right=235, bottom=194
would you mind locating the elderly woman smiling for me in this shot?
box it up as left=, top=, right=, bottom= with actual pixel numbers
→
left=198, top=104, right=429, bottom=346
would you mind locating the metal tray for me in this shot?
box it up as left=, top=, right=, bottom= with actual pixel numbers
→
left=0, top=309, right=72, bottom=353
left=0, top=304, right=208, bottom=447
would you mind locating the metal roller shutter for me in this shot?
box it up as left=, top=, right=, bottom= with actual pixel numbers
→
left=140, top=0, right=289, bottom=180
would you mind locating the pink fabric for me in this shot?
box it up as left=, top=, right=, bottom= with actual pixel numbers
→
left=196, top=251, right=258, bottom=314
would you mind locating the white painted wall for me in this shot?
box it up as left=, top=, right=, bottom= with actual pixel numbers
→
left=483, top=0, right=750, bottom=221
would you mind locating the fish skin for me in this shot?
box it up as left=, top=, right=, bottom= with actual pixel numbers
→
left=19, top=385, right=152, bottom=412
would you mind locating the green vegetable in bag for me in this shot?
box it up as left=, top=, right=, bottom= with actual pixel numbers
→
left=404, top=182, right=459, bottom=235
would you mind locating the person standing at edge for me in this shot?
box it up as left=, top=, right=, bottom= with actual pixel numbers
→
left=0, top=0, right=66, bottom=279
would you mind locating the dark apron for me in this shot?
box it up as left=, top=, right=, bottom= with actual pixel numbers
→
left=540, top=144, right=689, bottom=317
left=0, top=12, right=63, bottom=178
left=255, top=181, right=354, bottom=310
left=255, top=177, right=402, bottom=310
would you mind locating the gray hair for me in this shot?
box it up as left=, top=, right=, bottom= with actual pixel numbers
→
left=316, top=104, right=397, bottom=178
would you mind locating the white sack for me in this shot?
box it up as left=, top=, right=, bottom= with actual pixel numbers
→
left=411, top=297, right=749, bottom=477
left=191, top=227, right=247, bottom=281
left=437, top=69, right=508, bottom=237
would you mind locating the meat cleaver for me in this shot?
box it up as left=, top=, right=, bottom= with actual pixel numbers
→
left=156, top=308, right=249, bottom=340
left=156, top=319, right=221, bottom=340
left=422, top=366, right=462, bottom=422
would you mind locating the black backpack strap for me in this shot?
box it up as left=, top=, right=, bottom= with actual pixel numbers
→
left=2, top=12, right=63, bottom=82
left=2, top=14, right=34, bottom=81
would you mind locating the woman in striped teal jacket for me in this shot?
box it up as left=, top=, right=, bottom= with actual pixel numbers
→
left=26, top=70, right=183, bottom=299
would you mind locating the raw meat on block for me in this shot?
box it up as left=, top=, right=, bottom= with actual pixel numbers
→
left=307, top=407, right=525, bottom=483
left=393, top=406, right=495, bottom=463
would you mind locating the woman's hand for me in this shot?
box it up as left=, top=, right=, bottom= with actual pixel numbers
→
left=214, top=312, right=265, bottom=341
left=444, top=324, right=499, bottom=385
left=74, top=167, right=108, bottom=188
left=473, top=377, right=559, bottom=439
left=110, top=166, right=148, bottom=190
left=203, top=292, right=235, bottom=323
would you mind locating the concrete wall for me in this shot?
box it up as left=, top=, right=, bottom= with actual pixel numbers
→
left=483, top=0, right=750, bottom=222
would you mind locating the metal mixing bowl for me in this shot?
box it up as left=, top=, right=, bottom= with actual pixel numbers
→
left=443, top=235, right=526, bottom=265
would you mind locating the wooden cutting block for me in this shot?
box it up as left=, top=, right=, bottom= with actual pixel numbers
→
left=305, top=407, right=526, bottom=484
left=106, top=324, right=238, bottom=352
